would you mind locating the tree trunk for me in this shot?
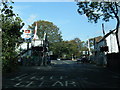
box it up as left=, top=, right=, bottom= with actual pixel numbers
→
left=115, top=15, right=120, bottom=53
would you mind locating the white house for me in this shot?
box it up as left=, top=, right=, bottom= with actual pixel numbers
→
left=94, top=27, right=120, bottom=66
left=118, top=27, right=120, bottom=47
left=106, top=30, right=119, bottom=53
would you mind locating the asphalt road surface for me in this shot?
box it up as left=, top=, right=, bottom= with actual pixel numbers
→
left=2, top=60, right=120, bottom=89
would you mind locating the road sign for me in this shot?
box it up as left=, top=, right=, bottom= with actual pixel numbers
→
left=24, top=30, right=31, bottom=34
left=24, top=34, right=31, bottom=39
left=22, top=30, right=32, bottom=40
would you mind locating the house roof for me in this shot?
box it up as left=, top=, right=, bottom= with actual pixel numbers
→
left=94, top=36, right=103, bottom=42
left=95, top=27, right=120, bottom=43
left=97, top=29, right=116, bottom=43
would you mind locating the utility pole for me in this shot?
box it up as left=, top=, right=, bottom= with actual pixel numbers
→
left=102, top=23, right=105, bottom=36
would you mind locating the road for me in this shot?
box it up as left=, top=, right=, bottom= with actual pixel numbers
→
left=2, top=60, right=120, bottom=89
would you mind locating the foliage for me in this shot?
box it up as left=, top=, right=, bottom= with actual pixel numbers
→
left=1, top=0, right=15, bottom=17
left=76, top=1, right=120, bottom=52
left=29, top=20, right=88, bottom=59
left=77, top=1, right=119, bottom=23
left=1, top=0, right=24, bottom=72
left=29, top=20, right=63, bottom=43
left=53, top=38, right=88, bottom=59
left=29, top=20, right=63, bottom=56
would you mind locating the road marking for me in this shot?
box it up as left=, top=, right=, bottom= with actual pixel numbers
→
left=11, top=74, right=27, bottom=80
left=40, top=76, right=44, bottom=80
left=52, top=81, right=64, bottom=86
left=65, top=81, right=76, bottom=87
left=31, top=76, right=64, bottom=80
left=30, top=76, right=45, bottom=80
left=51, top=61, right=57, bottom=64
left=30, top=76, right=36, bottom=79
left=50, top=76, right=53, bottom=79
left=38, top=81, right=44, bottom=87
left=14, top=81, right=22, bottom=87
left=18, top=75, right=29, bottom=81
left=25, top=81, right=34, bottom=87
left=63, top=61, right=69, bottom=64
left=18, top=73, right=36, bottom=81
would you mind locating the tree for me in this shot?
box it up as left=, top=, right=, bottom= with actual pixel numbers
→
left=56, top=38, right=88, bottom=59
left=29, top=20, right=63, bottom=56
left=76, top=0, right=120, bottom=52
left=50, top=41, right=65, bottom=58
left=29, top=20, right=63, bottom=43
left=1, top=0, right=24, bottom=72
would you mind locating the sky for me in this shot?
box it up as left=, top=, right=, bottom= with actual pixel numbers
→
left=12, top=0, right=117, bottom=41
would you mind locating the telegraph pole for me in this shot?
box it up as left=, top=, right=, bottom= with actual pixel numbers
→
left=102, top=23, right=105, bottom=36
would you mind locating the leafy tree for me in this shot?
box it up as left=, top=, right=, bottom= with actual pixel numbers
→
left=0, top=0, right=15, bottom=17
left=29, top=20, right=63, bottom=43
left=50, top=41, right=65, bottom=58
left=55, top=38, right=88, bottom=59
left=1, top=0, right=24, bottom=72
left=76, top=0, right=120, bottom=52
left=29, top=20, right=63, bottom=56
left=43, top=36, right=89, bottom=59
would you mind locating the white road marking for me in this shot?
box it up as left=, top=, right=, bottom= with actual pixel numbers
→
left=50, top=76, right=53, bottom=79
left=18, top=73, right=36, bottom=81
left=51, top=61, right=57, bottom=64
left=14, top=81, right=22, bottom=87
left=40, top=76, right=44, bottom=80
left=25, top=81, right=34, bottom=87
left=65, top=81, right=76, bottom=87
left=52, top=81, right=64, bottom=86
left=18, top=75, right=29, bottom=81
left=30, top=76, right=36, bottom=79
left=11, top=74, right=27, bottom=80
left=38, top=81, right=44, bottom=87
left=63, top=61, right=69, bottom=64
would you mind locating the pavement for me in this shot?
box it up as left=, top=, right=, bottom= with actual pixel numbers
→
left=2, top=60, right=120, bottom=89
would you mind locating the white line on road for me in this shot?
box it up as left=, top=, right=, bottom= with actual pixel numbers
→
left=65, top=81, right=77, bottom=87
left=40, top=76, right=44, bottom=80
left=13, top=81, right=22, bottom=87
left=30, top=76, right=36, bottom=79
left=18, top=73, right=36, bottom=81
left=51, top=61, right=57, bottom=64
left=62, top=61, right=70, bottom=64
left=11, top=74, right=28, bottom=80
left=38, top=81, right=44, bottom=87
left=25, top=81, right=34, bottom=87
left=52, top=81, right=64, bottom=86
left=18, top=75, right=28, bottom=81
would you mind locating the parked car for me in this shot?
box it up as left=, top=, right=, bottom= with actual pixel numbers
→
left=57, top=58, right=61, bottom=60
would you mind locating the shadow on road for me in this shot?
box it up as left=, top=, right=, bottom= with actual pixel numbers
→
left=2, top=60, right=120, bottom=89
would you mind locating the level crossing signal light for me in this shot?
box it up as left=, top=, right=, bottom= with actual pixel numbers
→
left=100, top=46, right=109, bottom=52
